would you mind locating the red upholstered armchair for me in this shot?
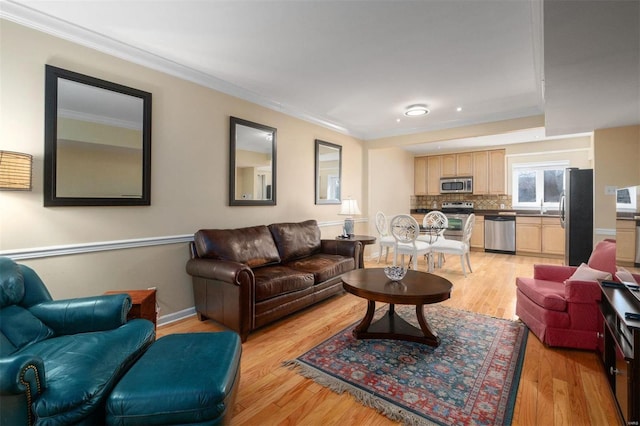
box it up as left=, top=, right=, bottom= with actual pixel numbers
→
left=515, top=239, right=617, bottom=350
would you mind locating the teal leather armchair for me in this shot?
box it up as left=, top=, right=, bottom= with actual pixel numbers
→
left=0, top=257, right=155, bottom=425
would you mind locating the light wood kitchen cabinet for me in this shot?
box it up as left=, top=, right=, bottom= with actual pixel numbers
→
left=616, top=220, right=636, bottom=265
left=488, top=149, right=506, bottom=194
left=456, top=152, right=473, bottom=176
left=516, top=216, right=565, bottom=257
left=426, top=156, right=441, bottom=195
left=516, top=217, right=542, bottom=254
left=541, top=217, right=565, bottom=256
left=413, top=148, right=506, bottom=195
left=414, top=156, right=427, bottom=195
left=472, top=151, right=489, bottom=194
left=470, top=215, right=484, bottom=249
left=441, top=154, right=457, bottom=177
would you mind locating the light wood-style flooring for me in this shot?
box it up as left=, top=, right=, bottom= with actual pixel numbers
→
left=158, top=251, right=623, bottom=425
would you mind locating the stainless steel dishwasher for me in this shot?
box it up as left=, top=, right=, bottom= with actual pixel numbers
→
left=484, top=215, right=516, bottom=254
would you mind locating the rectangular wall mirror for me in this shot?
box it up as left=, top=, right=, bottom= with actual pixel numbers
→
left=229, top=116, right=277, bottom=206
left=44, top=65, right=152, bottom=206
left=315, top=139, right=341, bottom=205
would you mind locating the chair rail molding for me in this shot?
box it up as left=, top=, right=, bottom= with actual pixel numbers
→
left=0, top=219, right=369, bottom=260
left=1, top=235, right=194, bottom=260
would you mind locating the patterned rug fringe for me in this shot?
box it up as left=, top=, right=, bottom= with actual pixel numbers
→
left=283, top=359, right=437, bottom=426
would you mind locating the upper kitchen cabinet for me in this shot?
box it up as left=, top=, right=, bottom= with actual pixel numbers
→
left=414, top=156, right=427, bottom=195
left=441, top=152, right=473, bottom=178
left=441, top=154, right=457, bottom=177
left=473, top=151, right=489, bottom=194
left=413, top=148, right=505, bottom=195
left=488, top=149, right=506, bottom=194
left=472, top=149, right=505, bottom=195
left=427, top=156, right=441, bottom=195
left=456, top=152, right=473, bottom=176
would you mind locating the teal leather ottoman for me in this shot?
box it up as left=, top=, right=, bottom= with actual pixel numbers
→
left=106, top=332, right=241, bottom=425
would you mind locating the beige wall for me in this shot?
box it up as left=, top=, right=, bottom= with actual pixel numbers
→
left=366, top=147, right=414, bottom=259
left=594, top=125, right=640, bottom=240
left=0, top=20, right=363, bottom=319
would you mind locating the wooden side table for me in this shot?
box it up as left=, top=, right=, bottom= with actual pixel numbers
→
left=599, top=280, right=640, bottom=424
left=336, top=234, right=376, bottom=268
left=105, top=289, right=157, bottom=329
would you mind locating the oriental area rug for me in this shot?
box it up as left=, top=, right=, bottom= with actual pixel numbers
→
left=284, top=304, right=528, bottom=426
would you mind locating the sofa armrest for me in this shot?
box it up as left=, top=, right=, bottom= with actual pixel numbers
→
left=0, top=355, right=46, bottom=426
left=0, top=354, right=45, bottom=396
left=186, top=258, right=255, bottom=341
left=564, top=279, right=602, bottom=304
left=29, top=294, right=131, bottom=335
left=533, top=264, right=577, bottom=282
left=186, top=258, right=254, bottom=285
left=320, top=240, right=361, bottom=267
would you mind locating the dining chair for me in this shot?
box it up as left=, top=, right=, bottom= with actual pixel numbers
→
left=430, top=213, right=475, bottom=277
left=374, top=211, right=395, bottom=263
left=417, top=211, right=449, bottom=270
left=389, top=214, right=430, bottom=270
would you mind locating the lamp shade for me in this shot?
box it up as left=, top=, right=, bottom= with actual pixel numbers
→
left=339, top=199, right=361, bottom=216
left=0, top=151, right=32, bottom=191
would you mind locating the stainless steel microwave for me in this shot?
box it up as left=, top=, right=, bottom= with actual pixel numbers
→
left=440, top=177, right=473, bottom=194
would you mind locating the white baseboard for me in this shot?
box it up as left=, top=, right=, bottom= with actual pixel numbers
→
left=157, top=306, right=196, bottom=327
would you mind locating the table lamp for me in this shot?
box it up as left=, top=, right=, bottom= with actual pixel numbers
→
left=339, top=198, right=361, bottom=237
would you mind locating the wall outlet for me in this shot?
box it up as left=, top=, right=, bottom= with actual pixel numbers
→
left=500, top=203, right=505, bottom=209
left=605, top=185, right=617, bottom=195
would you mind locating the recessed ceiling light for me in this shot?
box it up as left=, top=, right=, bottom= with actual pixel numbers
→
left=456, top=107, right=463, bottom=112
left=404, top=104, right=430, bottom=117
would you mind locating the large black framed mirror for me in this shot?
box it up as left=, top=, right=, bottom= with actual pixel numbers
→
left=44, top=65, right=152, bottom=206
left=315, top=139, right=341, bottom=205
left=229, top=116, right=277, bottom=206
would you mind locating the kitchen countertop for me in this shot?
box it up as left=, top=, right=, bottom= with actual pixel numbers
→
left=480, top=210, right=561, bottom=218
left=411, top=209, right=561, bottom=218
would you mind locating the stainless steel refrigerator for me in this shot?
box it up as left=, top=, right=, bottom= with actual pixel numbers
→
left=559, top=168, right=593, bottom=266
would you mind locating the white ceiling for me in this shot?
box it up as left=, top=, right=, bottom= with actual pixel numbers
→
left=1, top=0, right=638, bottom=153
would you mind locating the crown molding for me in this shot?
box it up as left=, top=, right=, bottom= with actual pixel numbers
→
left=0, top=1, right=356, bottom=138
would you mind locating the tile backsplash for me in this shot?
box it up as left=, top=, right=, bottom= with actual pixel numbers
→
left=411, top=194, right=512, bottom=211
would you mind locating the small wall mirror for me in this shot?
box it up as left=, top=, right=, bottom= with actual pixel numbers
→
left=44, top=65, right=152, bottom=206
left=229, top=117, right=277, bottom=206
left=315, top=139, right=342, bottom=205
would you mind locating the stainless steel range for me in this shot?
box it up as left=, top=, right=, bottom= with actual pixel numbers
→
left=440, top=201, right=474, bottom=241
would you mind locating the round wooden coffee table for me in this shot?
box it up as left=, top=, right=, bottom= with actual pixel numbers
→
left=342, top=268, right=452, bottom=346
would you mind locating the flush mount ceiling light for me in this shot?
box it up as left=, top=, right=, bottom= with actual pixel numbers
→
left=404, top=104, right=430, bottom=117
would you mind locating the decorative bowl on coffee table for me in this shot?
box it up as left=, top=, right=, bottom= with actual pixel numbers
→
left=384, top=266, right=407, bottom=282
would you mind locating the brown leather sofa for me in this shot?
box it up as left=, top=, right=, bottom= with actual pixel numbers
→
left=186, top=220, right=361, bottom=342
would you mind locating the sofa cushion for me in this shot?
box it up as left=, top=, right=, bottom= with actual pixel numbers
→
left=0, top=305, right=54, bottom=355
left=19, top=319, right=155, bottom=425
left=194, top=226, right=281, bottom=268
left=567, top=263, right=611, bottom=282
left=587, top=239, right=616, bottom=277
left=285, top=254, right=355, bottom=283
left=515, top=277, right=567, bottom=312
left=616, top=267, right=638, bottom=284
left=253, top=265, right=314, bottom=302
left=269, top=220, right=321, bottom=262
